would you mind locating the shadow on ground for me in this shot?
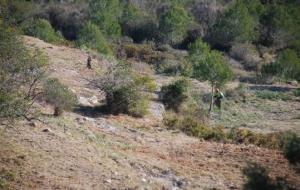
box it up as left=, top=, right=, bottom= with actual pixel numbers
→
left=249, top=85, right=299, bottom=92
left=73, top=105, right=109, bottom=118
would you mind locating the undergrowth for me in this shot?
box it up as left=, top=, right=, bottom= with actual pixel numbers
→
left=164, top=112, right=300, bottom=164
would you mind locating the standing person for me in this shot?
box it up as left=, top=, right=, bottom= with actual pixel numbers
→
left=214, top=88, right=224, bottom=110
left=87, top=55, right=92, bottom=69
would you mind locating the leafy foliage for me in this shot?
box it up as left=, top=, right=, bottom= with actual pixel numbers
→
left=0, top=23, right=46, bottom=121
left=262, top=49, right=300, bottom=81
left=282, top=133, right=300, bottom=164
left=160, top=79, right=189, bottom=111
left=189, top=39, right=233, bottom=86
left=22, top=19, right=64, bottom=44
left=159, top=5, right=193, bottom=44
left=89, top=0, right=122, bottom=38
left=94, top=63, right=155, bottom=117
left=43, top=78, right=77, bottom=116
left=242, top=162, right=293, bottom=190
left=77, top=21, right=112, bottom=55
left=213, top=0, right=259, bottom=48
left=121, top=3, right=158, bottom=43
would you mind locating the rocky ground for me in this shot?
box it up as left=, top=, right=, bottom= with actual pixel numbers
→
left=0, top=36, right=299, bottom=190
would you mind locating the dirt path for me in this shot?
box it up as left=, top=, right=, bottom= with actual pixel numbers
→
left=0, top=36, right=298, bottom=190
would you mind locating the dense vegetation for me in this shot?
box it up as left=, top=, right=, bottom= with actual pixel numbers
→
left=0, top=20, right=46, bottom=121
left=0, top=0, right=298, bottom=80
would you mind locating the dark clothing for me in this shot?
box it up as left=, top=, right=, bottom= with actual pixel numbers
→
left=87, top=56, right=92, bottom=69
left=214, top=98, right=221, bottom=109
left=214, top=92, right=224, bottom=109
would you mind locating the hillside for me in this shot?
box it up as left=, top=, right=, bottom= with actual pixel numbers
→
left=0, top=36, right=299, bottom=190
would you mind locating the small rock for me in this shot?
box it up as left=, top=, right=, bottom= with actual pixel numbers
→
left=288, top=80, right=298, bottom=86
left=89, top=96, right=98, bottom=105
left=105, top=179, right=112, bottom=184
left=141, top=178, right=147, bottom=182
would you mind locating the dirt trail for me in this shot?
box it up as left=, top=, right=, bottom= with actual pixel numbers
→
left=0, top=36, right=299, bottom=190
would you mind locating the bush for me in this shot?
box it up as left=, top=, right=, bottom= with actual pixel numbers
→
left=77, top=21, right=112, bottom=55
left=188, top=38, right=233, bottom=86
left=243, top=162, right=295, bottom=190
left=163, top=112, right=224, bottom=141
left=159, top=5, right=193, bottom=45
left=230, top=43, right=261, bottom=70
left=94, top=63, right=155, bottom=117
left=292, top=89, right=300, bottom=97
left=89, top=0, right=122, bottom=37
left=22, top=18, right=64, bottom=43
left=155, top=57, right=192, bottom=77
left=121, top=3, right=158, bottom=43
left=282, top=133, right=300, bottom=164
left=261, top=49, right=300, bottom=81
left=0, top=23, right=46, bottom=121
left=212, top=0, right=258, bottom=48
left=255, top=90, right=291, bottom=100
left=160, top=79, right=189, bottom=111
left=43, top=79, right=77, bottom=116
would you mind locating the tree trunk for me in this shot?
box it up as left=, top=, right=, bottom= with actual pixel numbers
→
left=209, top=82, right=214, bottom=114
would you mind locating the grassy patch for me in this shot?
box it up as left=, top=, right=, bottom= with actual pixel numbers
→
left=164, top=111, right=300, bottom=162
left=0, top=168, right=16, bottom=190
left=255, top=90, right=292, bottom=101
left=292, top=89, right=300, bottom=97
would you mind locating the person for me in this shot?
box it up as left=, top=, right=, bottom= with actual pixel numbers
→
left=87, top=55, right=92, bottom=69
left=214, top=88, right=224, bottom=110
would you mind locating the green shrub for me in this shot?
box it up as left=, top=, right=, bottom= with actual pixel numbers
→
left=0, top=23, right=46, bottom=121
left=163, top=112, right=225, bottom=141
left=292, top=89, right=300, bottom=97
left=243, top=162, right=294, bottom=190
left=261, top=49, right=300, bottom=81
left=94, top=64, right=154, bottom=117
left=89, top=0, right=122, bottom=37
left=43, top=78, right=77, bottom=116
left=212, top=0, right=259, bottom=48
left=255, top=90, right=291, bottom=100
left=77, top=21, right=112, bottom=55
left=159, top=5, right=193, bottom=44
left=160, top=79, right=189, bottom=111
left=282, top=133, right=300, bottom=164
left=22, top=18, right=64, bottom=43
left=121, top=3, right=158, bottom=43
left=188, top=38, right=233, bottom=86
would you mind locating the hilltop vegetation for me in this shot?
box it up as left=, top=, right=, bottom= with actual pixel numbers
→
left=0, top=0, right=300, bottom=189
left=1, top=0, right=299, bottom=82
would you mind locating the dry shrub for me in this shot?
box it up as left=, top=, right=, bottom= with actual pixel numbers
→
left=230, top=43, right=261, bottom=70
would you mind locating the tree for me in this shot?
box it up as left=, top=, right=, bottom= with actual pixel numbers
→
left=77, top=21, right=112, bottom=55
left=89, top=0, right=122, bottom=38
left=43, top=79, right=77, bottom=116
left=0, top=22, right=46, bottom=121
left=273, top=49, right=300, bottom=81
left=188, top=39, right=233, bottom=112
left=22, top=18, right=64, bottom=44
left=213, top=0, right=258, bottom=48
left=159, top=5, right=193, bottom=45
left=260, top=3, right=300, bottom=48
